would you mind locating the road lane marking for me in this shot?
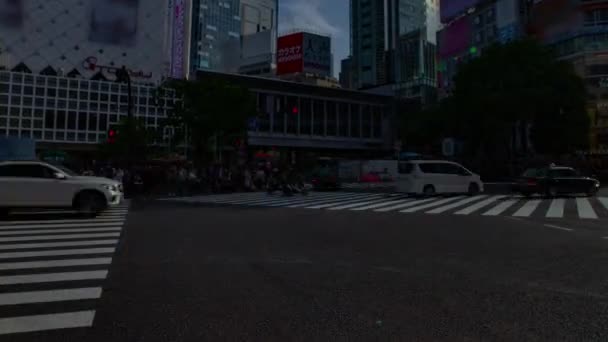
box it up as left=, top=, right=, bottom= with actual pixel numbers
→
left=0, top=232, right=120, bottom=242
left=576, top=198, right=598, bottom=219
left=0, top=239, right=118, bottom=250
left=351, top=198, right=414, bottom=211
left=0, top=258, right=112, bottom=270
left=545, top=199, right=565, bottom=218
left=0, top=287, right=102, bottom=306
left=289, top=194, right=372, bottom=208
left=455, top=195, right=506, bottom=215
left=0, top=311, right=96, bottom=335
left=0, top=247, right=116, bottom=260
left=265, top=193, right=356, bottom=207
left=400, top=197, right=465, bottom=213
left=0, top=270, right=109, bottom=285
left=482, top=199, right=518, bottom=216
left=0, top=222, right=123, bottom=230
left=544, top=224, right=573, bottom=232
left=426, top=195, right=487, bottom=214
left=374, top=198, right=436, bottom=212
left=512, top=200, right=541, bottom=217
left=0, top=228, right=121, bottom=236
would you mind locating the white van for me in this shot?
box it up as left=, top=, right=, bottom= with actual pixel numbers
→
left=395, top=160, right=484, bottom=196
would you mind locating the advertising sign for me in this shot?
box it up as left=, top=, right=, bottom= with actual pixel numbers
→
left=302, top=32, right=332, bottom=77
left=440, top=0, right=481, bottom=23
left=277, top=33, right=304, bottom=75
left=171, top=0, right=186, bottom=79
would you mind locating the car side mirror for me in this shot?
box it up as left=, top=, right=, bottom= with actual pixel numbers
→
left=54, top=172, right=67, bottom=180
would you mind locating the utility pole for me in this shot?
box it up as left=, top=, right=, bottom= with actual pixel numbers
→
left=115, top=66, right=133, bottom=161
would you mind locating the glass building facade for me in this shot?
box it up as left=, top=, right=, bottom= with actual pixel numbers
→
left=190, top=0, right=242, bottom=73
left=0, top=71, right=175, bottom=146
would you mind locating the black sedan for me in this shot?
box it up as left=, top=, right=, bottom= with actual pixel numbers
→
left=513, top=166, right=601, bottom=197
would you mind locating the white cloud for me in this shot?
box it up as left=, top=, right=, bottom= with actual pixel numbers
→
left=279, top=0, right=342, bottom=38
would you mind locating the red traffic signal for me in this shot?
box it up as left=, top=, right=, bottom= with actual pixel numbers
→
left=107, top=129, right=117, bottom=143
left=291, top=106, right=298, bottom=114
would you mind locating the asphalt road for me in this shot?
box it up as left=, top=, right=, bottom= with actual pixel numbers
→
left=3, top=198, right=608, bottom=341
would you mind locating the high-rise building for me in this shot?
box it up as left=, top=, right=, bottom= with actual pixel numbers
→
left=239, top=0, right=278, bottom=76
left=241, top=0, right=278, bottom=36
left=340, top=57, right=354, bottom=89
left=350, top=0, right=440, bottom=91
left=189, top=0, right=241, bottom=73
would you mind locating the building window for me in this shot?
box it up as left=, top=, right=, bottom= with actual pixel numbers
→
left=300, top=98, right=311, bottom=135
left=44, top=110, right=55, bottom=129
left=326, top=101, right=337, bottom=136
left=351, top=104, right=361, bottom=138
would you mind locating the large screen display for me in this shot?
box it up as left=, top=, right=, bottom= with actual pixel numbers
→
left=89, top=0, right=139, bottom=46
left=440, top=0, right=481, bottom=23
left=438, top=17, right=472, bottom=58
left=302, top=32, right=332, bottom=77
left=277, top=33, right=304, bottom=75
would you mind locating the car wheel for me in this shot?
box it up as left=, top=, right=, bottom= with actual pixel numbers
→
left=423, top=185, right=436, bottom=197
left=586, top=186, right=599, bottom=197
left=76, top=192, right=107, bottom=216
left=467, top=183, right=480, bottom=196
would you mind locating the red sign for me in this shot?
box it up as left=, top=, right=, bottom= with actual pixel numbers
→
left=277, top=33, right=304, bottom=75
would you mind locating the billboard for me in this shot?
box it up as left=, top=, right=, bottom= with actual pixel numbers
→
left=171, top=0, right=186, bottom=78
left=302, top=32, right=332, bottom=77
left=438, top=16, right=472, bottom=58
left=277, top=33, right=304, bottom=75
left=440, top=0, right=481, bottom=23
left=89, top=0, right=139, bottom=46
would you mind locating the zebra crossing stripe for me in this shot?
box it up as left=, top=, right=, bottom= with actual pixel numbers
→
left=351, top=198, right=414, bottom=211
left=0, top=222, right=123, bottom=230
left=267, top=193, right=356, bottom=207
left=0, top=311, right=96, bottom=335
left=0, top=247, right=116, bottom=260
left=599, top=197, right=608, bottom=210
left=374, top=197, right=436, bottom=212
left=0, top=257, right=112, bottom=271
left=576, top=198, right=598, bottom=219
left=546, top=199, right=565, bottom=218
left=288, top=194, right=372, bottom=208
left=0, top=232, right=121, bottom=243
left=0, top=239, right=118, bottom=251
left=454, top=195, right=506, bottom=215
left=482, top=199, right=518, bottom=216
left=305, top=195, right=383, bottom=209
left=512, top=200, right=542, bottom=217
left=327, top=197, right=398, bottom=210
left=426, top=195, right=487, bottom=214
left=0, top=271, right=109, bottom=285
left=400, top=196, right=465, bottom=213
left=0, top=287, right=102, bottom=306
left=0, top=228, right=122, bottom=236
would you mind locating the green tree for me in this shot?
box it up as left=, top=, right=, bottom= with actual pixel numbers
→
left=157, top=79, right=257, bottom=163
left=450, top=39, right=589, bottom=159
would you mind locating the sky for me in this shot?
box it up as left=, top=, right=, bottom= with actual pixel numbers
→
left=278, top=0, right=349, bottom=78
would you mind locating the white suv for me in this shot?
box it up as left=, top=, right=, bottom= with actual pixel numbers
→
left=0, top=160, right=123, bottom=215
left=395, top=160, right=484, bottom=196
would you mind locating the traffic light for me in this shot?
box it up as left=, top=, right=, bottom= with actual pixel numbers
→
left=107, top=128, right=118, bottom=143
left=291, top=106, right=298, bottom=114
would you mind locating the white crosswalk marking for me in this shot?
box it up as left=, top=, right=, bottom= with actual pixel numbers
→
left=0, top=202, right=130, bottom=336
left=482, top=199, right=518, bottom=216
left=0, top=287, right=102, bottom=306
left=426, top=195, right=487, bottom=214
left=600, top=197, right=608, bottom=210
left=546, top=199, right=565, bottom=218
left=162, top=192, right=608, bottom=221
left=454, top=195, right=506, bottom=215
left=512, top=200, right=542, bottom=217
left=576, top=198, right=598, bottom=219
left=351, top=198, right=413, bottom=211
left=400, top=196, right=465, bottom=213
left=0, top=311, right=96, bottom=335
left=327, top=197, right=397, bottom=210
left=374, top=198, right=436, bottom=212
left=0, top=271, right=109, bottom=285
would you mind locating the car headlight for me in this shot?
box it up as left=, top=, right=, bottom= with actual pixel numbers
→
left=596, top=182, right=601, bottom=188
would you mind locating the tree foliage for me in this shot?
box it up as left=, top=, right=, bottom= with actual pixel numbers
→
left=447, top=39, right=589, bottom=157
left=158, top=79, right=256, bottom=163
